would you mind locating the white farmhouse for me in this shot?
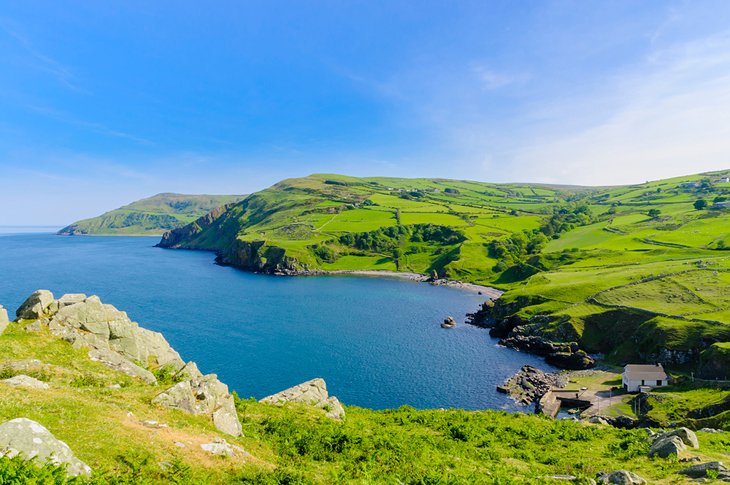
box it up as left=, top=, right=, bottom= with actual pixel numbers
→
left=622, top=364, right=668, bottom=392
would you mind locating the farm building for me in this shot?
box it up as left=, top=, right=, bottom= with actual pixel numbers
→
left=622, top=364, right=668, bottom=392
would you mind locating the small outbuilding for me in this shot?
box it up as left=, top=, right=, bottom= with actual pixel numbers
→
left=622, top=363, right=668, bottom=392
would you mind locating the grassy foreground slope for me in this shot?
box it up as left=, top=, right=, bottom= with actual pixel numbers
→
left=58, top=193, right=245, bottom=236
left=2, top=319, right=729, bottom=484
left=159, top=171, right=730, bottom=371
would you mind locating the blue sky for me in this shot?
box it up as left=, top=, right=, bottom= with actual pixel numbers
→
left=2, top=1, right=730, bottom=224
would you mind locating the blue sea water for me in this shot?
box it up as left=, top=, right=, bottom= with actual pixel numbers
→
left=0, top=231, right=552, bottom=411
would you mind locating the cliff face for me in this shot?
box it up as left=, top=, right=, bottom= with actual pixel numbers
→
left=158, top=203, right=237, bottom=249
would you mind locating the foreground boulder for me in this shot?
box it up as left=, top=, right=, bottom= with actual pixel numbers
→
left=656, top=427, right=699, bottom=449
left=648, top=434, right=686, bottom=458
left=15, top=290, right=189, bottom=384
left=16, top=290, right=56, bottom=320
left=597, top=470, right=646, bottom=484
left=0, top=418, right=91, bottom=477
left=0, top=375, right=49, bottom=390
left=677, top=461, right=729, bottom=479
left=260, top=378, right=345, bottom=420
left=153, top=373, right=242, bottom=437
left=0, top=305, right=9, bottom=335
left=648, top=427, right=699, bottom=459
left=200, top=438, right=250, bottom=458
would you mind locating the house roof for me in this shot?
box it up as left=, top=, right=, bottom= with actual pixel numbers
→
left=623, top=364, right=668, bottom=380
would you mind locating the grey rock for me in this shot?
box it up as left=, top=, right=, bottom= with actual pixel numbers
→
left=441, top=316, right=456, bottom=328
left=44, top=293, right=185, bottom=379
left=655, top=427, right=699, bottom=449
left=153, top=374, right=242, bottom=437
left=678, top=461, right=728, bottom=478
left=175, top=361, right=203, bottom=381
left=200, top=438, right=247, bottom=457
left=1, top=375, right=49, bottom=390
left=260, top=378, right=346, bottom=420
left=0, top=418, right=91, bottom=476
left=15, top=290, right=55, bottom=320
left=58, top=294, right=87, bottom=308
left=0, top=305, right=9, bottom=335
left=24, top=320, right=43, bottom=332
left=588, top=416, right=609, bottom=425
left=597, top=470, right=646, bottom=484
left=648, top=434, right=686, bottom=458
left=698, top=427, right=724, bottom=433
left=88, top=348, right=156, bottom=384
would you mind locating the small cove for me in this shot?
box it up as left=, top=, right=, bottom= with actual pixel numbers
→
left=0, top=231, right=554, bottom=410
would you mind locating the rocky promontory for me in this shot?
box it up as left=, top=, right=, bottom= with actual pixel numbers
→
left=12, top=289, right=242, bottom=437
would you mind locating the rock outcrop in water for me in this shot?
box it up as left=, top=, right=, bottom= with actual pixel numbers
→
left=11, top=289, right=242, bottom=436
left=260, top=378, right=345, bottom=420
left=497, top=365, right=567, bottom=406
left=0, top=418, right=92, bottom=477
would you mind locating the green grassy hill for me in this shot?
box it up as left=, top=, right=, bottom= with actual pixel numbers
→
left=58, top=193, right=246, bottom=236
left=159, top=171, right=730, bottom=372
left=2, top=314, right=728, bottom=484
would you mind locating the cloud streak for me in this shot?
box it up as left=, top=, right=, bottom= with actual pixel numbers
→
left=506, top=31, right=730, bottom=185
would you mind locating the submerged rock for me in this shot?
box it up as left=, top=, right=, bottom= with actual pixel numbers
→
left=153, top=374, right=242, bottom=437
left=260, top=378, right=345, bottom=420
left=441, top=316, right=457, bottom=328
left=0, top=418, right=91, bottom=477
left=0, top=375, right=49, bottom=390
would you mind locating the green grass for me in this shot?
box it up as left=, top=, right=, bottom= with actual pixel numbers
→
left=58, top=193, right=245, bottom=236
left=159, top=170, right=730, bottom=382
left=4, top=320, right=730, bottom=484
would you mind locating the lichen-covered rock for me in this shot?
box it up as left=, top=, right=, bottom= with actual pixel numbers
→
left=88, top=348, right=156, bottom=384
left=174, top=361, right=203, bottom=381
left=153, top=374, right=242, bottom=437
left=0, top=375, right=49, bottom=390
left=48, top=295, right=184, bottom=370
left=677, top=461, right=728, bottom=478
left=57, top=293, right=86, bottom=308
left=0, top=418, right=91, bottom=476
left=0, top=305, right=9, bottom=335
left=648, top=434, right=686, bottom=458
left=597, top=470, right=646, bottom=484
left=15, top=290, right=55, bottom=320
left=654, top=427, right=699, bottom=449
left=12, top=291, right=187, bottom=383
left=200, top=438, right=249, bottom=458
left=260, top=378, right=346, bottom=420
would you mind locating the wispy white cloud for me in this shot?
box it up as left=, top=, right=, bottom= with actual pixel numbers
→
left=471, top=64, right=526, bottom=90
left=0, top=21, right=86, bottom=93
left=27, top=104, right=153, bottom=145
left=504, top=31, right=730, bottom=185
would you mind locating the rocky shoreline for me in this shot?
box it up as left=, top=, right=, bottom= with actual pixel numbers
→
left=466, top=300, right=596, bottom=371
left=211, top=255, right=505, bottom=298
